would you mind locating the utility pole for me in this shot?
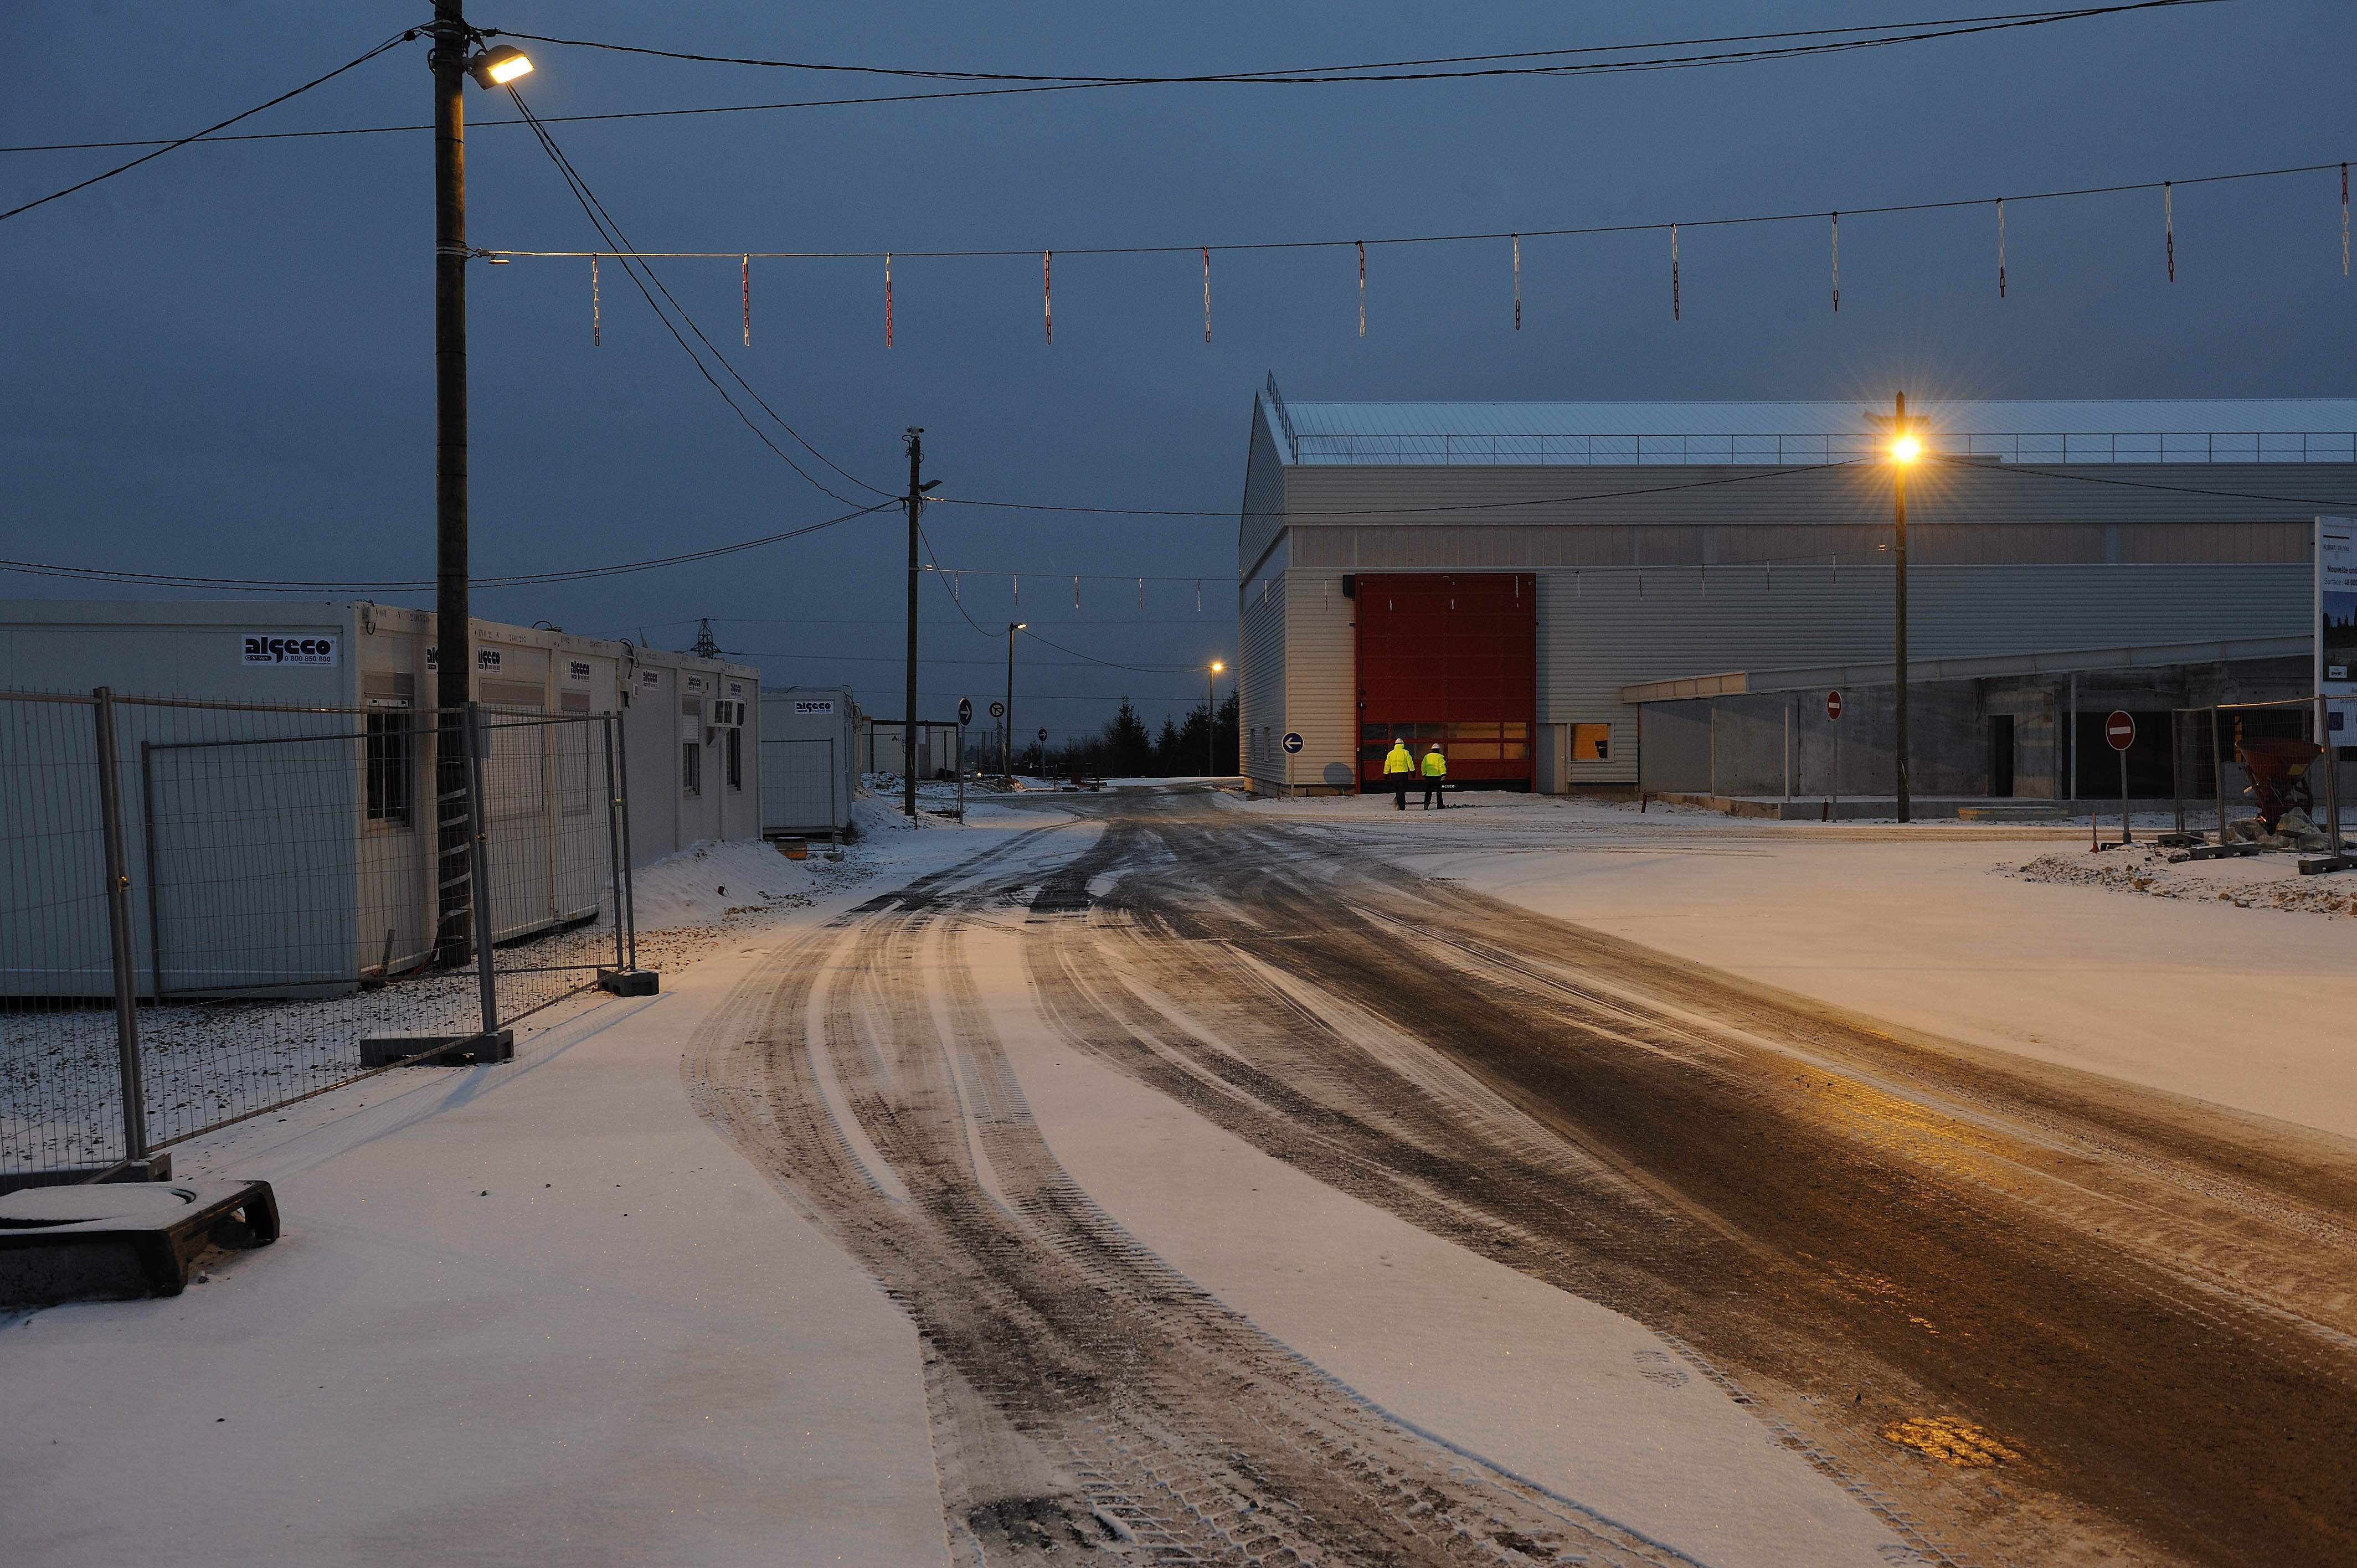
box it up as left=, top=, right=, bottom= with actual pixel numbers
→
left=903, top=428, right=924, bottom=819
left=430, top=1, right=474, bottom=967
left=1205, top=661, right=1223, bottom=776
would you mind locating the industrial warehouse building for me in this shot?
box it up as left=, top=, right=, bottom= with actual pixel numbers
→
left=1236, top=381, right=2355, bottom=806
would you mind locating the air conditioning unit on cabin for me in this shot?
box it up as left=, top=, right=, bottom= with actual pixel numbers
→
left=708, top=698, right=747, bottom=729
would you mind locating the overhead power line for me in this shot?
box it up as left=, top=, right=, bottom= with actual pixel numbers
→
left=0, top=3, right=2219, bottom=154
left=501, top=85, right=892, bottom=503
left=0, top=30, right=413, bottom=220
left=0, top=500, right=896, bottom=593
left=488, top=4, right=2212, bottom=86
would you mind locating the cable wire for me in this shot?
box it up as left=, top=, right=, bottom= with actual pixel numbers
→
left=0, top=500, right=896, bottom=593
left=0, top=3, right=2221, bottom=154
left=921, top=517, right=1205, bottom=673
left=502, top=86, right=893, bottom=501
left=491, top=4, right=2214, bottom=86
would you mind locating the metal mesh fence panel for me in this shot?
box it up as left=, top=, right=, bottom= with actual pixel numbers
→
left=0, top=691, right=633, bottom=1187
left=0, top=693, right=126, bottom=1182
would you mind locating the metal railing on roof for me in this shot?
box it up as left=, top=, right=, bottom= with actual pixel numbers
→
left=1288, top=431, right=2357, bottom=466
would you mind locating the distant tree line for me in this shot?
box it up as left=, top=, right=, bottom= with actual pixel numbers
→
left=1020, top=692, right=1239, bottom=778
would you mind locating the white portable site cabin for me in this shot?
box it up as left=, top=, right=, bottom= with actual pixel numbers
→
left=861, top=716, right=967, bottom=779
left=760, top=685, right=859, bottom=837
left=0, top=600, right=760, bottom=997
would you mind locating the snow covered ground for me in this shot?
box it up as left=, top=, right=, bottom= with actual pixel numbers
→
left=12, top=782, right=2346, bottom=1565
left=0, top=799, right=1046, bottom=1567
left=1288, top=793, right=2357, bottom=1140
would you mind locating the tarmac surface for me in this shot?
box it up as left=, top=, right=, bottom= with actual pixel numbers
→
left=688, top=787, right=2357, bottom=1567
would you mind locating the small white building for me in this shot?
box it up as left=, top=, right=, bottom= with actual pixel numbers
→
left=759, top=685, right=860, bottom=837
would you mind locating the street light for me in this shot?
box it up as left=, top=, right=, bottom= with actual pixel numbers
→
left=1207, top=661, right=1224, bottom=776
left=1003, top=622, right=1027, bottom=782
left=1869, top=393, right=1927, bottom=823
left=467, top=44, right=532, bottom=87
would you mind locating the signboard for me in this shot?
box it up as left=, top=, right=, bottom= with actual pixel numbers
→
left=792, top=699, right=835, bottom=715
left=241, top=633, right=337, bottom=667
left=1282, top=731, right=1304, bottom=754
left=958, top=698, right=973, bottom=726
left=685, top=674, right=706, bottom=695
left=564, top=658, right=593, bottom=685
left=2105, top=710, right=2136, bottom=751
left=988, top=700, right=1005, bottom=720
left=1825, top=690, right=1844, bottom=721
left=423, top=646, right=502, bottom=673
left=639, top=669, right=660, bottom=688
left=727, top=679, right=745, bottom=700
left=1037, top=728, right=1048, bottom=743
left=2324, top=517, right=2356, bottom=740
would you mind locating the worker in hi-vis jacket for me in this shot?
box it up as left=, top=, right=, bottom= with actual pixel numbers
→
left=1383, top=738, right=1416, bottom=810
left=1420, top=743, right=1449, bottom=810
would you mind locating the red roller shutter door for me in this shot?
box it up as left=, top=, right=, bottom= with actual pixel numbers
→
left=1355, top=572, right=1537, bottom=791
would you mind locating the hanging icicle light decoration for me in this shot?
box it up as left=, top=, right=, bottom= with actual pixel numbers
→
left=1073, top=576, right=1080, bottom=610
left=1670, top=224, right=1681, bottom=321
left=1136, top=577, right=1144, bottom=611
left=1830, top=212, right=1840, bottom=312
left=1044, top=251, right=1053, bottom=345
left=1357, top=240, right=1367, bottom=338
left=1196, top=579, right=1202, bottom=613
left=1996, top=198, right=2007, bottom=298
left=886, top=252, right=895, bottom=345
left=590, top=254, right=601, bottom=347
left=1512, top=233, right=1522, bottom=330
left=742, top=255, right=751, bottom=347
left=2164, top=182, right=2175, bottom=282
left=2341, top=164, right=2349, bottom=277
left=1013, top=574, right=1020, bottom=607
left=1202, top=248, right=1212, bottom=344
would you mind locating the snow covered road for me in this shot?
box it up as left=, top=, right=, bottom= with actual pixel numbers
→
left=683, top=788, right=2353, bottom=1567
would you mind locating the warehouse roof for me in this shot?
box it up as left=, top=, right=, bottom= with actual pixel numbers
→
left=1257, top=379, right=2357, bottom=466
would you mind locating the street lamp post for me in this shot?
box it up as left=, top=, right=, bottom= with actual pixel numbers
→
left=426, top=4, right=529, bottom=966
left=1875, top=393, right=1924, bottom=823
left=1206, top=661, right=1224, bottom=776
left=1004, top=621, right=1026, bottom=782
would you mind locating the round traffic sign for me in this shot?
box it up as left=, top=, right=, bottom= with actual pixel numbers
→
left=1282, top=731, right=1304, bottom=754
left=958, top=698, right=972, bottom=726
left=2105, top=710, right=2136, bottom=751
left=1825, top=690, right=1844, bottom=721
left=987, top=700, right=1005, bottom=720
left=1037, top=728, right=1048, bottom=742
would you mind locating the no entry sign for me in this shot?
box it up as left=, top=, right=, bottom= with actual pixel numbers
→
left=2105, top=710, right=2137, bottom=751
left=1826, top=690, right=1845, bottom=721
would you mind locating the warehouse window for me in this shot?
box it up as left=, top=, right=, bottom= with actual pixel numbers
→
left=682, top=740, right=702, bottom=796
left=726, top=726, right=743, bottom=791
left=1570, top=724, right=1612, bottom=761
left=366, top=714, right=412, bottom=828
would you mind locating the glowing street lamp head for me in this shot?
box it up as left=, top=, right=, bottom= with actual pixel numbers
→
left=1012, top=621, right=1028, bottom=632
left=469, top=45, right=532, bottom=89
left=1210, top=661, right=1224, bottom=674
left=1890, top=435, right=1922, bottom=465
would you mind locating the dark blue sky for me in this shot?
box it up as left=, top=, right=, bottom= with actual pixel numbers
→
left=4, top=1, right=2351, bottom=736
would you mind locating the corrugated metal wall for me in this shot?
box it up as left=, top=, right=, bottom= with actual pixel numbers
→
left=1238, top=539, right=1288, bottom=790
left=1531, top=561, right=2306, bottom=786
left=1239, top=399, right=1290, bottom=578
left=1281, top=571, right=1355, bottom=793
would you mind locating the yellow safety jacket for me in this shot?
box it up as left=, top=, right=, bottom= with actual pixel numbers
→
left=1383, top=742, right=1415, bottom=777
left=1421, top=749, right=1448, bottom=778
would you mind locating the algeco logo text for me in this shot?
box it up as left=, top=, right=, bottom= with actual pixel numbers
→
left=241, top=635, right=338, bottom=667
